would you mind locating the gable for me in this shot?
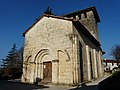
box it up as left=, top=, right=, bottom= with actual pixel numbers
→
left=23, top=7, right=101, bottom=48
left=23, top=14, right=74, bottom=37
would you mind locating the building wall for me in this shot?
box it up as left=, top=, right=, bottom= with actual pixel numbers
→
left=79, top=11, right=99, bottom=40
left=21, top=9, right=104, bottom=85
left=73, top=25, right=103, bottom=83
left=103, top=61, right=118, bottom=71
left=21, top=17, right=77, bottom=84
left=65, top=10, right=99, bottom=40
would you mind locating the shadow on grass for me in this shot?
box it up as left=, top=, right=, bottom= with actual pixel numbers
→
left=99, top=71, right=120, bottom=90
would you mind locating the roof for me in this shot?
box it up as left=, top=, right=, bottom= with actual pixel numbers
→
left=103, top=59, right=120, bottom=63
left=63, top=6, right=100, bottom=23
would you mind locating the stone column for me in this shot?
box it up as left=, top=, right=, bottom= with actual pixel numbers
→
left=34, top=62, right=37, bottom=81
left=72, top=34, right=76, bottom=84
left=26, top=63, right=29, bottom=82
left=86, top=45, right=91, bottom=81
left=72, top=34, right=79, bottom=84
left=29, top=63, right=35, bottom=83
left=98, top=50, right=103, bottom=77
left=52, top=59, right=59, bottom=83
left=40, top=63, right=43, bottom=79
left=21, top=63, right=27, bottom=82
left=37, top=63, right=41, bottom=78
left=93, top=49, right=98, bottom=78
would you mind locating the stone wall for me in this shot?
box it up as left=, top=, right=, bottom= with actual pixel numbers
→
left=22, top=17, right=77, bottom=84
left=79, top=11, right=99, bottom=40
left=21, top=12, right=104, bottom=85
left=73, top=20, right=104, bottom=83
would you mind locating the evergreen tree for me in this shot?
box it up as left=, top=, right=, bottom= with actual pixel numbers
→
left=1, top=58, right=8, bottom=68
left=1, top=43, right=18, bottom=68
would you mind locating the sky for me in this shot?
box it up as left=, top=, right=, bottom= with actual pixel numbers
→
left=0, top=0, right=120, bottom=65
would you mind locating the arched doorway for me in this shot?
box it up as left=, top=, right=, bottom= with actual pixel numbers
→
left=34, top=49, right=54, bottom=83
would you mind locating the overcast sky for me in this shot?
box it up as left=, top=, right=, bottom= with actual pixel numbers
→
left=0, top=0, right=120, bottom=65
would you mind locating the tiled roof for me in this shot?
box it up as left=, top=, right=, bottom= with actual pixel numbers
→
left=103, top=59, right=120, bottom=63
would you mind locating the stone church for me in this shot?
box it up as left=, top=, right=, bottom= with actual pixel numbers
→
left=21, top=7, right=104, bottom=85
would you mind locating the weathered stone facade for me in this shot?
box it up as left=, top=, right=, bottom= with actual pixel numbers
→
left=21, top=7, right=104, bottom=85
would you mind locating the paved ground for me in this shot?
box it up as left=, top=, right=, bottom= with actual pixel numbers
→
left=86, top=73, right=111, bottom=86
left=0, top=74, right=111, bottom=90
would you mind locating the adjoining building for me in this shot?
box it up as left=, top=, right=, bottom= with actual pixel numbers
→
left=21, top=7, right=104, bottom=85
left=103, top=59, right=120, bottom=71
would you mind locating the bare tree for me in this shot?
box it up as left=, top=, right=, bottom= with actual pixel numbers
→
left=111, top=44, right=120, bottom=65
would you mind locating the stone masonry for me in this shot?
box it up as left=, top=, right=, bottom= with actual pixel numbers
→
left=21, top=7, right=104, bottom=85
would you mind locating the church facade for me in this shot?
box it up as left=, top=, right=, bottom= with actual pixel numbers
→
left=21, top=7, right=104, bottom=85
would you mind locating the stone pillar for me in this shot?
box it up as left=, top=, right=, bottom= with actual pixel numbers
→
left=98, top=50, right=103, bottom=77
left=29, top=63, right=35, bottom=83
left=75, top=34, right=79, bottom=84
left=21, top=63, right=27, bottom=82
left=72, top=34, right=76, bottom=84
left=34, top=62, right=37, bottom=81
left=34, top=62, right=43, bottom=81
left=52, top=59, right=59, bottom=83
left=93, top=49, right=98, bottom=78
left=26, top=63, right=30, bottom=82
left=86, top=45, right=91, bottom=81
left=40, top=63, right=43, bottom=79
left=37, top=63, right=41, bottom=78
left=72, top=34, right=79, bottom=84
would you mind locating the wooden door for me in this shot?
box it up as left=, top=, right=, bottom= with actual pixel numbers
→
left=43, top=62, right=52, bottom=82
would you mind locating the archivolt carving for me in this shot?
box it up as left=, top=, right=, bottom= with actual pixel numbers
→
left=34, top=49, right=54, bottom=63
left=64, top=50, right=70, bottom=61
left=24, top=55, right=32, bottom=65
left=58, top=50, right=70, bottom=62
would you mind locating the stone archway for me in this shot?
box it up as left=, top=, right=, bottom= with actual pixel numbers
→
left=34, top=49, right=54, bottom=83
